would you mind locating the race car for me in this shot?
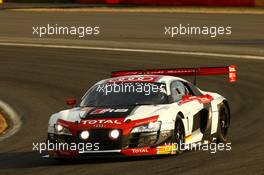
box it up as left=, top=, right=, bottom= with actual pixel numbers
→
left=47, top=66, right=236, bottom=158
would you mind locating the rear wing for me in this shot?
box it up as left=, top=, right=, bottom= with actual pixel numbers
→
left=111, top=65, right=237, bottom=83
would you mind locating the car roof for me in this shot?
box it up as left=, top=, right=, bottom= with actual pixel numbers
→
left=96, top=75, right=187, bottom=84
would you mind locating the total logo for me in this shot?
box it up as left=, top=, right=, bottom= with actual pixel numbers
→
left=82, top=119, right=123, bottom=125
left=132, top=148, right=149, bottom=154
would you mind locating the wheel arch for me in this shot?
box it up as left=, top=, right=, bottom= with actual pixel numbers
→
left=176, top=111, right=184, bottom=119
left=174, top=111, right=188, bottom=136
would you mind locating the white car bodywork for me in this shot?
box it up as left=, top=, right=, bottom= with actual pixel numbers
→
left=48, top=75, right=227, bottom=147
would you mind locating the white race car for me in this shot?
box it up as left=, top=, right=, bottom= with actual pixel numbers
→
left=47, top=66, right=236, bottom=158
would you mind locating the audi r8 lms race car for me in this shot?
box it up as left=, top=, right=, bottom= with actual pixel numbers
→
left=46, top=66, right=236, bottom=158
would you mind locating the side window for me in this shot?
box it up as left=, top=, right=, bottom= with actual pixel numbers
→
left=171, top=81, right=189, bottom=102
left=184, top=82, right=203, bottom=96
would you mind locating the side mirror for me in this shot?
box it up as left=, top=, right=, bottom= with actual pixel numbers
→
left=182, top=94, right=192, bottom=101
left=66, top=98, right=77, bottom=108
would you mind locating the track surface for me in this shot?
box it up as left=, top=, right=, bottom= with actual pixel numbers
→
left=0, top=10, right=264, bottom=175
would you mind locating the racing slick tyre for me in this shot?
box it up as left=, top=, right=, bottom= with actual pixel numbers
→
left=173, top=116, right=185, bottom=155
left=217, top=103, right=230, bottom=143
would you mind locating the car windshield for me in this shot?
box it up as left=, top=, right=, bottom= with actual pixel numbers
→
left=80, top=82, right=168, bottom=107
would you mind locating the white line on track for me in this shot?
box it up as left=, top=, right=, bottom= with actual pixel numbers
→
left=0, top=42, right=264, bottom=60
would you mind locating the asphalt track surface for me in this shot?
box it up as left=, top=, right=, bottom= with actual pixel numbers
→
left=0, top=10, right=264, bottom=175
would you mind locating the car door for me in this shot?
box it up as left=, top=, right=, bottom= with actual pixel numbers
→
left=170, top=80, right=203, bottom=135
left=181, top=81, right=214, bottom=141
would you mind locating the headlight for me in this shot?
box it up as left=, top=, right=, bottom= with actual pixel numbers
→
left=131, top=121, right=161, bottom=133
left=54, top=124, right=63, bottom=132
left=109, top=129, right=120, bottom=139
left=54, top=124, right=71, bottom=135
left=79, top=130, right=90, bottom=140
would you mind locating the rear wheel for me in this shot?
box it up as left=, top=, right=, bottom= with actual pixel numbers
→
left=217, top=103, right=230, bottom=143
left=173, top=117, right=185, bottom=154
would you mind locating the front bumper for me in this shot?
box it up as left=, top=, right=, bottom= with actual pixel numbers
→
left=48, top=145, right=176, bottom=158
left=47, top=129, right=174, bottom=158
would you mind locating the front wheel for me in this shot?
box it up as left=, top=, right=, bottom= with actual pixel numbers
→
left=173, top=117, right=185, bottom=154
